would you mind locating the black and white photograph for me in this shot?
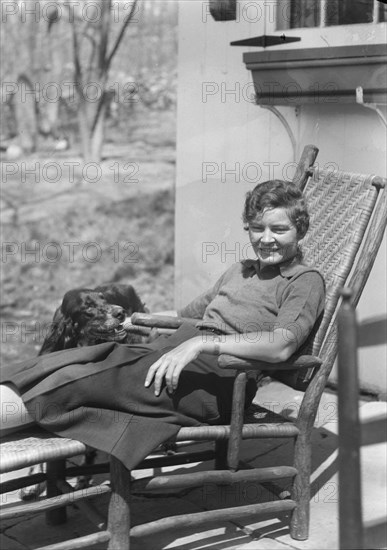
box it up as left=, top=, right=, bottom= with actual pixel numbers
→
left=1, top=1, right=386, bottom=549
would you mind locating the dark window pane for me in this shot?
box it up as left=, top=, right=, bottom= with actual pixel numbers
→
left=276, top=0, right=320, bottom=30
left=379, top=2, right=387, bottom=23
left=276, top=0, right=292, bottom=30
left=326, top=0, right=375, bottom=26
left=292, top=0, right=320, bottom=28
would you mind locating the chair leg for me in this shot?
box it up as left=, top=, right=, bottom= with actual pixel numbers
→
left=290, top=431, right=311, bottom=540
left=214, top=440, right=228, bottom=470
left=107, top=456, right=131, bottom=550
left=215, top=370, right=247, bottom=471
left=227, top=371, right=246, bottom=471
left=45, top=459, right=67, bottom=525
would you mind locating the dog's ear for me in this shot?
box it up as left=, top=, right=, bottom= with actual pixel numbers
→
left=38, top=307, right=77, bottom=355
left=95, top=283, right=147, bottom=315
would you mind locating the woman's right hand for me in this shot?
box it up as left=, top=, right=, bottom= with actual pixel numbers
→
left=144, top=336, right=204, bottom=396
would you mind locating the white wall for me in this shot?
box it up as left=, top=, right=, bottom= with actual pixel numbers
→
left=175, top=1, right=386, bottom=394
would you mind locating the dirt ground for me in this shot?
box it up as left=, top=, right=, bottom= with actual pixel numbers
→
left=1, top=109, right=177, bottom=367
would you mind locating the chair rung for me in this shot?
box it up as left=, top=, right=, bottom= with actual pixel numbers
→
left=177, top=423, right=299, bottom=441
left=0, top=484, right=111, bottom=520
left=132, top=466, right=297, bottom=493
left=1, top=472, right=47, bottom=494
left=0, top=434, right=87, bottom=474
left=131, top=499, right=297, bottom=537
left=34, top=531, right=110, bottom=550
left=137, top=449, right=216, bottom=469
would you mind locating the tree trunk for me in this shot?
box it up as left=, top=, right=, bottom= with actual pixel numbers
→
left=77, top=92, right=107, bottom=164
left=14, top=75, right=38, bottom=154
left=39, top=19, right=65, bottom=139
left=90, top=100, right=107, bottom=162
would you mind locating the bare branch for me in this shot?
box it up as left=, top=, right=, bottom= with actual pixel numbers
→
left=71, top=25, right=81, bottom=81
left=60, top=0, right=85, bottom=24
left=98, top=0, right=112, bottom=76
left=106, top=0, right=139, bottom=70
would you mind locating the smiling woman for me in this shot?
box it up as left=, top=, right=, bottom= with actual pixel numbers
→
left=0, top=180, right=325, bottom=471
left=248, top=208, right=299, bottom=266
left=243, top=179, right=309, bottom=266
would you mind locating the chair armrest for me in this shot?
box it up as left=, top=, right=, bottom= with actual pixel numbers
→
left=217, top=354, right=322, bottom=371
left=123, top=323, right=176, bottom=336
left=130, top=313, right=199, bottom=329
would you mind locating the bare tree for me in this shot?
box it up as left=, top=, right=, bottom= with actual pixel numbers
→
left=1, top=0, right=178, bottom=162
left=1, top=1, right=72, bottom=151
left=56, top=0, right=139, bottom=163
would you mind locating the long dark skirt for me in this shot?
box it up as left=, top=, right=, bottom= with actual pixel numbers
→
left=1, top=325, right=257, bottom=470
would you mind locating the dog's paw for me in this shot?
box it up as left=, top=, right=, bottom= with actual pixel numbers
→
left=19, top=464, right=46, bottom=501
left=74, top=475, right=95, bottom=491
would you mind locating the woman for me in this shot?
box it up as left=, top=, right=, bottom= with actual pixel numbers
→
left=0, top=180, right=325, bottom=470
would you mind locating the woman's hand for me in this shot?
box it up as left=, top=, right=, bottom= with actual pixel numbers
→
left=144, top=336, right=204, bottom=396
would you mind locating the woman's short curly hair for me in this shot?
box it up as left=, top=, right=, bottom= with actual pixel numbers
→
left=243, top=180, right=309, bottom=238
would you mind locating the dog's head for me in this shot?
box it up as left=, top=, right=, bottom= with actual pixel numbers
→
left=39, top=284, right=147, bottom=355
left=61, top=289, right=128, bottom=346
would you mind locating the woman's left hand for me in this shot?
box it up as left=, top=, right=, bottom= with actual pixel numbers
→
left=144, top=336, right=204, bottom=396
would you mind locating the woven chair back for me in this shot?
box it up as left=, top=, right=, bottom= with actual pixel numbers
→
left=302, top=169, right=381, bottom=358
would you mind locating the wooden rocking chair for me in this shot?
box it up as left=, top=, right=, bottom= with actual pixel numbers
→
left=1, top=144, right=386, bottom=549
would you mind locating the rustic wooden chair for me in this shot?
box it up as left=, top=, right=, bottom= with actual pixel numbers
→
left=1, top=145, right=386, bottom=549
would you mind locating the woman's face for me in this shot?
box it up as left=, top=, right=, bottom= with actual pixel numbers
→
left=248, top=207, right=299, bottom=267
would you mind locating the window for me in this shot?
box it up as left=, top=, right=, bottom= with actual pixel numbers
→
left=243, top=1, right=387, bottom=105
left=277, top=0, right=387, bottom=30
left=257, top=0, right=386, bottom=49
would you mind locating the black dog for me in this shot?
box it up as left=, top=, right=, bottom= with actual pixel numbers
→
left=39, top=283, right=148, bottom=354
left=20, top=283, right=147, bottom=500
